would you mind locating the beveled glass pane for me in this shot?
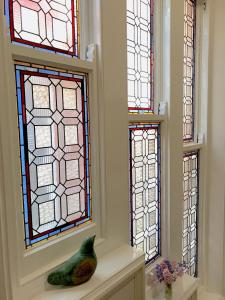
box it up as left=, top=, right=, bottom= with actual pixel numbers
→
left=129, top=124, right=160, bottom=264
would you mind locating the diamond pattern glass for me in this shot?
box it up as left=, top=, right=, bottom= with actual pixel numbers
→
left=15, top=62, right=90, bottom=247
left=182, top=152, right=199, bottom=276
left=129, top=124, right=160, bottom=264
left=183, top=0, right=196, bottom=141
left=6, top=0, right=79, bottom=56
left=127, top=0, right=154, bottom=113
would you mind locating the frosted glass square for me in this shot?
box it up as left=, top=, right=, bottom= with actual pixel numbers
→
left=136, top=218, right=143, bottom=234
left=35, top=126, right=51, bottom=148
left=65, top=126, right=78, bottom=145
left=66, top=160, right=79, bottom=180
left=33, top=85, right=49, bottom=108
left=21, top=7, right=39, bottom=34
left=63, top=88, right=77, bottom=109
left=53, top=18, right=67, bottom=43
left=39, top=201, right=54, bottom=224
left=67, top=194, right=80, bottom=214
left=37, top=164, right=53, bottom=187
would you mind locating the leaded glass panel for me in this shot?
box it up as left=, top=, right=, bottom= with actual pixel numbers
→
left=129, top=124, right=160, bottom=263
left=15, top=62, right=90, bottom=247
left=182, top=152, right=199, bottom=276
left=127, top=0, right=154, bottom=113
left=183, top=0, right=196, bottom=141
left=5, top=0, right=79, bottom=56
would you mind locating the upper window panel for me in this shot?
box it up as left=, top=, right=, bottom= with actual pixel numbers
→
left=183, top=0, right=196, bottom=141
left=5, top=0, right=79, bottom=56
left=127, top=0, right=154, bottom=113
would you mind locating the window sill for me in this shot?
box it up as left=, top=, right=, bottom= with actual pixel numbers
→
left=146, top=274, right=199, bottom=300
left=31, top=245, right=145, bottom=300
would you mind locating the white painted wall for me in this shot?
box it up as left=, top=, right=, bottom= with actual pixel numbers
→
left=206, top=0, right=225, bottom=296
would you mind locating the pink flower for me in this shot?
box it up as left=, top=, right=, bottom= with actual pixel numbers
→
left=163, top=268, right=173, bottom=285
left=160, top=261, right=168, bottom=270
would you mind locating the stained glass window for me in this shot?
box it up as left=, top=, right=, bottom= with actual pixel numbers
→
left=15, top=62, right=90, bottom=247
left=5, top=0, right=79, bottom=56
left=129, top=124, right=160, bottom=263
left=127, top=0, right=154, bottom=113
left=183, top=0, right=196, bottom=141
left=182, top=152, right=199, bottom=276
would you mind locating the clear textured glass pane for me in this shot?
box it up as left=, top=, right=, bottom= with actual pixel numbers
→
left=63, top=88, right=77, bottom=110
left=33, top=85, right=49, bottom=108
left=65, top=125, right=78, bottom=145
left=182, top=152, right=199, bottom=276
left=129, top=124, right=160, bottom=263
left=183, top=0, right=196, bottom=141
left=127, top=0, right=154, bottom=113
left=39, top=201, right=55, bottom=225
left=37, top=164, right=53, bottom=187
left=15, top=63, right=90, bottom=248
left=35, top=126, right=51, bottom=148
left=7, top=0, right=79, bottom=56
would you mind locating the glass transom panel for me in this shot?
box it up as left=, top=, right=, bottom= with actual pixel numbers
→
left=6, top=0, right=79, bottom=56
left=129, top=123, right=160, bottom=264
left=15, top=63, right=90, bottom=247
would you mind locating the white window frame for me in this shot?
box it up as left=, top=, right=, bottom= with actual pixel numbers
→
left=0, top=1, right=104, bottom=298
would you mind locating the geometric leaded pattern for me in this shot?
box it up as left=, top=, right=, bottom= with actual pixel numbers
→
left=5, top=0, right=79, bottom=56
left=183, top=0, right=196, bottom=141
left=129, top=124, right=160, bottom=264
left=15, top=62, right=90, bottom=247
left=127, top=0, right=154, bottom=113
left=182, top=152, right=199, bottom=276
